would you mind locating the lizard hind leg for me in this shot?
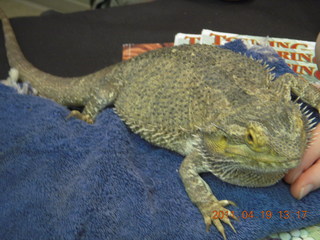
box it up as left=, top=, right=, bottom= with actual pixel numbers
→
left=67, top=82, right=119, bottom=124
left=276, top=73, right=320, bottom=112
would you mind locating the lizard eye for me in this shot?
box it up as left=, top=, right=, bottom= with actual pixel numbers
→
left=245, top=129, right=255, bottom=146
left=244, top=125, right=268, bottom=152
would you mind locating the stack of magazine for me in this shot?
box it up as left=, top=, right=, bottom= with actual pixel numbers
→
left=123, top=29, right=319, bottom=85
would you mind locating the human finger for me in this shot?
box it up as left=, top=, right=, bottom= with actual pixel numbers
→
left=289, top=158, right=320, bottom=199
left=284, top=123, right=320, bottom=184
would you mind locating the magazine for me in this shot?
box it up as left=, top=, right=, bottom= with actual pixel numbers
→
left=122, top=29, right=319, bottom=84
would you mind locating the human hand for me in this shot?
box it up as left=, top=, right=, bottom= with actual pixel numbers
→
left=284, top=33, right=320, bottom=200
left=284, top=123, right=320, bottom=199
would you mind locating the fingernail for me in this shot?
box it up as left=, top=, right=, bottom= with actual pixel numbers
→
left=299, top=184, right=314, bottom=200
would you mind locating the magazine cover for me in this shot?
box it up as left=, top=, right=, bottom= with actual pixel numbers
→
left=123, top=30, right=319, bottom=85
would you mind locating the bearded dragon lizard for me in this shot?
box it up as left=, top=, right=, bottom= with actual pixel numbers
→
left=1, top=9, right=320, bottom=239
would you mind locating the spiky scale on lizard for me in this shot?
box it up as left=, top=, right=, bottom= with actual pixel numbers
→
left=1, top=9, right=320, bottom=239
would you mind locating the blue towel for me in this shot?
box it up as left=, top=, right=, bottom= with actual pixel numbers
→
left=0, top=40, right=319, bottom=240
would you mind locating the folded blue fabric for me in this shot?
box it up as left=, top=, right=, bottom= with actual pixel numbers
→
left=0, top=40, right=319, bottom=240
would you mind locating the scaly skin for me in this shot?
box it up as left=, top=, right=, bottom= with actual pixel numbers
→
left=1, top=9, right=320, bottom=239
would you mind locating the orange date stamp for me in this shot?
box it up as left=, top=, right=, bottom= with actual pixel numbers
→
left=212, top=210, right=308, bottom=220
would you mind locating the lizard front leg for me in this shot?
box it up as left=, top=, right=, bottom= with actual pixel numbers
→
left=179, top=151, right=237, bottom=240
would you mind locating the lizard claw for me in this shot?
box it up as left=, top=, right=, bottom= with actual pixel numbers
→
left=67, top=110, right=94, bottom=124
left=200, top=199, right=237, bottom=240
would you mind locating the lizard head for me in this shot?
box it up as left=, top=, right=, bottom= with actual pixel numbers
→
left=198, top=100, right=310, bottom=187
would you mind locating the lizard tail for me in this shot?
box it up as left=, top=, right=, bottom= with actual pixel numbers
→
left=0, top=8, right=112, bottom=99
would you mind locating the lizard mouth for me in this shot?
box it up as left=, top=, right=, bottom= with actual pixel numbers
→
left=201, top=134, right=301, bottom=171
left=224, top=144, right=300, bottom=170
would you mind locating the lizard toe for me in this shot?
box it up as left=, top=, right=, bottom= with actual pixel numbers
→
left=67, top=110, right=94, bottom=124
